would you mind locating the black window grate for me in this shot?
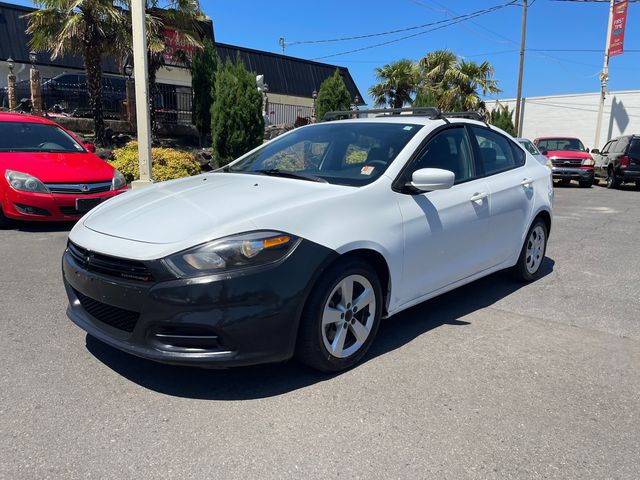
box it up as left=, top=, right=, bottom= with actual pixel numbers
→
left=73, top=288, right=139, bottom=333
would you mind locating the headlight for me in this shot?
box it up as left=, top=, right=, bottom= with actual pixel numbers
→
left=112, top=169, right=127, bottom=190
left=582, top=158, right=595, bottom=166
left=4, top=170, right=50, bottom=193
left=164, top=231, right=301, bottom=277
left=545, top=159, right=553, bottom=170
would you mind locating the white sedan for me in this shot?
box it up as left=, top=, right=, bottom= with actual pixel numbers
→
left=62, top=108, right=553, bottom=372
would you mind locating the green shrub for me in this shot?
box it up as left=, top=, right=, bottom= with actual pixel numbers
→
left=316, top=70, right=352, bottom=122
left=111, top=142, right=201, bottom=182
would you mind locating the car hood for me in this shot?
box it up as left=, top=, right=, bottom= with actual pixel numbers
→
left=545, top=150, right=592, bottom=160
left=82, top=172, right=353, bottom=245
left=0, top=152, right=114, bottom=183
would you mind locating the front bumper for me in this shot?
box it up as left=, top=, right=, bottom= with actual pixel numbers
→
left=551, top=166, right=594, bottom=181
left=1, top=187, right=127, bottom=221
left=63, top=239, right=337, bottom=367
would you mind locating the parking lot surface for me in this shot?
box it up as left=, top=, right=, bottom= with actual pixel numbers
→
left=1, top=185, right=639, bottom=479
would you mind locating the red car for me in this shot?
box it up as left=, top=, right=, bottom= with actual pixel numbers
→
left=0, top=113, right=127, bottom=226
left=533, top=136, right=595, bottom=188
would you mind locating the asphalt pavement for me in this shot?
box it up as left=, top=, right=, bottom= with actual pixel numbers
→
left=1, top=184, right=639, bottom=479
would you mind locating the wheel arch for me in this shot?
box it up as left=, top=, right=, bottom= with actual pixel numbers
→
left=327, top=248, right=392, bottom=317
left=533, top=208, right=552, bottom=236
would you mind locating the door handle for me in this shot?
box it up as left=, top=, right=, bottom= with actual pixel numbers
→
left=520, top=178, right=533, bottom=188
left=470, top=192, right=488, bottom=203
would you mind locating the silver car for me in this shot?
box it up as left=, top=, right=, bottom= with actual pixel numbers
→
left=517, top=138, right=550, bottom=167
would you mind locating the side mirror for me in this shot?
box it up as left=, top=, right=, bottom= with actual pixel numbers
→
left=540, top=148, right=548, bottom=156
left=410, top=168, right=455, bottom=192
left=84, top=143, right=96, bottom=153
left=591, top=148, right=600, bottom=154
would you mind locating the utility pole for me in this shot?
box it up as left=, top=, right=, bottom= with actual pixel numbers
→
left=130, top=0, right=153, bottom=188
left=594, top=0, right=615, bottom=151
left=279, top=37, right=286, bottom=55
left=514, top=0, right=528, bottom=137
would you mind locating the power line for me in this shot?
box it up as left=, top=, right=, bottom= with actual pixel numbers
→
left=310, top=1, right=519, bottom=60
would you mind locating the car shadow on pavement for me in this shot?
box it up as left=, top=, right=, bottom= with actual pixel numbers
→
left=86, top=258, right=555, bottom=401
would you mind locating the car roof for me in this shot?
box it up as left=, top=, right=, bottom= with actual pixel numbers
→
left=317, top=115, right=491, bottom=128
left=0, top=112, right=58, bottom=125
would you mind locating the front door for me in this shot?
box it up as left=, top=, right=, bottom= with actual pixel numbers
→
left=394, top=126, right=493, bottom=305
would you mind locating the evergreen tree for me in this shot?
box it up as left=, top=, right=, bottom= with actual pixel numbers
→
left=211, top=57, right=265, bottom=165
left=315, top=70, right=352, bottom=122
left=489, top=106, right=516, bottom=136
left=191, top=39, right=218, bottom=142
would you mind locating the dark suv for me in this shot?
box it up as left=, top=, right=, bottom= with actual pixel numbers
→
left=593, top=135, right=640, bottom=189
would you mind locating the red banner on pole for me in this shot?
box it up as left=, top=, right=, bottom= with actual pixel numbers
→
left=609, top=0, right=629, bottom=57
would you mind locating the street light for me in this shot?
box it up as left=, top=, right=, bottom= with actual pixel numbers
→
left=312, top=90, right=318, bottom=100
left=7, top=57, right=14, bottom=75
left=29, top=51, right=37, bottom=65
left=124, top=63, right=133, bottom=79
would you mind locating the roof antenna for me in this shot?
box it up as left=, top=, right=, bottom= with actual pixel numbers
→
left=279, top=37, right=285, bottom=55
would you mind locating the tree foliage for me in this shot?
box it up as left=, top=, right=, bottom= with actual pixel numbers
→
left=368, top=59, right=418, bottom=108
left=369, top=50, right=502, bottom=114
left=315, top=70, right=352, bottom=122
left=211, top=57, right=265, bottom=166
left=27, top=0, right=127, bottom=145
left=191, top=38, right=218, bottom=140
left=489, top=105, right=516, bottom=136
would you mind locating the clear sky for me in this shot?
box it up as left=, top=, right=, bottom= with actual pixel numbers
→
left=10, top=0, right=640, bottom=104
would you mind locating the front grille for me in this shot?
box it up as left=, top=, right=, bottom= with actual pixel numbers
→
left=552, top=158, right=583, bottom=167
left=46, top=182, right=112, bottom=195
left=73, top=288, right=139, bottom=332
left=67, top=241, right=154, bottom=282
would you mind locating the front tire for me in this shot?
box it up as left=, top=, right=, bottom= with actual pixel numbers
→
left=296, top=258, right=383, bottom=372
left=0, top=206, right=13, bottom=229
left=512, top=219, right=548, bottom=282
left=579, top=179, right=593, bottom=188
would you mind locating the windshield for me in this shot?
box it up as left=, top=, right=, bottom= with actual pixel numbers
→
left=227, top=122, right=422, bottom=186
left=518, top=139, right=540, bottom=155
left=0, top=122, right=85, bottom=153
left=537, top=138, right=585, bottom=152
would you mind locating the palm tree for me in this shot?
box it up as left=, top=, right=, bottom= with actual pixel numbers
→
left=27, top=0, right=126, bottom=145
left=368, top=59, right=418, bottom=109
left=416, top=50, right=501, bottom=113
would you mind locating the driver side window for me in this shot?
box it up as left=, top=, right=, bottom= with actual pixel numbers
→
left=408, top=127, right=475, bottom=184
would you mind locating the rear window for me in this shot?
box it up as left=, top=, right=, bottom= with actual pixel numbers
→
left=629, top=139, right=640, bottom=156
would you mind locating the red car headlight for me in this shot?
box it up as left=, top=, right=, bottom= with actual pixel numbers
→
left=4, top=169, right=50, bottom=194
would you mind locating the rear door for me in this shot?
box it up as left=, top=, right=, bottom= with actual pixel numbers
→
left=470, top=126, right=534, bottom=266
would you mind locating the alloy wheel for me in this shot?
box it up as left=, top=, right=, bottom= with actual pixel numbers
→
left=525, top=225, right=546, bottom=274
left=321, top=274, right=376, bottom=359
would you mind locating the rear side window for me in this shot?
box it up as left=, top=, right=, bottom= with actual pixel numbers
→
left=615, top=137, right=630, bottom=153
left=471, top=127, right=524, bottom=175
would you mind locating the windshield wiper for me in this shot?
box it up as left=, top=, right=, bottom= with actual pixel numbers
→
left=251, top=169, right=328, bottom=183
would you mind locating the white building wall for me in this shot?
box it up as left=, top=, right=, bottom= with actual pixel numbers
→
left=493, top=90, right=640, bottom=150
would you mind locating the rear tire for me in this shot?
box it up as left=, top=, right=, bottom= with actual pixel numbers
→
left=606, top=169, right=620, bottom=189
left=296, top=258, right=383, bottom=372
left=512, top=219, right=548, bottom=282
left=635, top=181, right=640, bottom=190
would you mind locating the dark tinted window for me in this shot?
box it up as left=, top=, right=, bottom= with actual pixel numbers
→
left=0, top=122, right=85, bottom=153
left=472, top=127, right=523, bottom=175
left=408, top=127, right=475, bottom=183
left=629, top=138, right=640, bottom=156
